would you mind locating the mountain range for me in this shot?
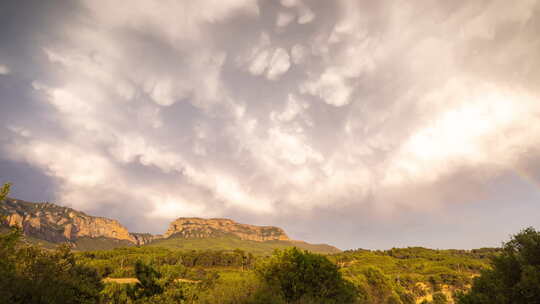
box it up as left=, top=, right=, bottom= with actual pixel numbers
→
left=0, top=197, right=339, bottom=254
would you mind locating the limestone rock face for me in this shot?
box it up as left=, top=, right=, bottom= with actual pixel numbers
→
left=164, top=217, right=290, bottom=241
left=0, top=198, right=294, bottom=249
left=0, top=198, right=137, bottom=244
left=7, top=213, right=23, bottom=228
left=130, top=233, right=162, bottom=245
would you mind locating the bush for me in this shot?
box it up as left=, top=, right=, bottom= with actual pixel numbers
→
left=256, top=247, right=358, bottom=303
left=457, top=227, right=540, bottom=304
left=432, top=292, right=448, bottom=304
left=0, top=236, right=103, bottom=304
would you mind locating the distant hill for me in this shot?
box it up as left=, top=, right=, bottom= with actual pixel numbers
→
left=0, top=197, right=340, bottom=254
left=147, top=235, right=340, bottom=255
left=151, top=217, right=340, bottom=255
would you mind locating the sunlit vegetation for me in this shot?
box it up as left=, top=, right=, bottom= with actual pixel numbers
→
left=0, top=230, right=103, bottom=303
left=76, top=247, right=255, bottom=280
left=72, top=244, right=497, bottom=303
left=147, top=235, right=339, bottom=255
left=329, top=247, right=498, bottom=303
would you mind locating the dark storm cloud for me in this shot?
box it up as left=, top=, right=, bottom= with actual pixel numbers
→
left=1, top=0, right=540, bottom=249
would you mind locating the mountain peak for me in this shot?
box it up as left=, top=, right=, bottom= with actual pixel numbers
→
left=164, top=217, right=290, bottom=241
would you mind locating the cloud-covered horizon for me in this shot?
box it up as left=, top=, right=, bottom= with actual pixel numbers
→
left=2, top=0, right=540, bottom=249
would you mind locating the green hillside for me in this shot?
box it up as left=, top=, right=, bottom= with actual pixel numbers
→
left=145, top=235, right=340, bottom=255
left=328, top=247, right=499, bottom=302
left=74, top=237, right=135, bottom=251
left=72, top=243, right=497, bottom=303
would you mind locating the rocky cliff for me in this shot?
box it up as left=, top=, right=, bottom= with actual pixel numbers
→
left=0, top=198, right=139, bottom=244
left=131, top=232, right=162, bottom=245
left=0, top=198, right=338, bottom=253
left=164, top=217, right=290, bottom=241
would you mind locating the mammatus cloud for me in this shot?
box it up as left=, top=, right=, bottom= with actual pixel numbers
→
left=240, top=33, right=291, bottom=80
left=0, top=64, right=10, bottom=75
left=1, top=0, right=540, bottom=248
left=276, top=12, right=295, bottom=28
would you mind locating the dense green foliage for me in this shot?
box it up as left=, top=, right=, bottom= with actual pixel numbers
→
left=98, top=248, right=360, bottom=304
left=77, top=247, right=255, bottom=279
left=456, top=227, right=540, bottom=304
left=331, top=247, right=495, bottom=303
left=99, top=260, right=193, bottom=304
left=74, top=244, right=496, bottom=303
left=432, top=292, right=449, bottom=304
left=256, top=247, right=358, bottom=303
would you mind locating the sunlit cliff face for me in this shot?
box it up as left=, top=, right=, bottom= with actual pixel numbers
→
left=1, top=0, right=540, bottom=249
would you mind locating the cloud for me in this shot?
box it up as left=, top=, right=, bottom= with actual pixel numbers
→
left=276, top=12, right=295, bottom=28
left=1, top=0, right=540, bottom=248
left=0, top=64, right=10, bottom=75
left=301, top=69, right=353, bottom=106
left=266, top=48, right=291, bottom=80
left=279, top=0, right=315, bottom=24
left=82, top=0, right=260, bottom=43
left=271, top=94, right=309, bottom=122
left=240, top=33, right=291, bottom=80
left=383, top=77, right=540, bottom=186
left=290, top=44, right=307, bottom=64
left=297, top=6, right=315, bottom=24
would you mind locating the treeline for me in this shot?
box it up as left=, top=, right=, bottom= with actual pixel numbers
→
left=382, top=247, right=500, bottom=260
left=77, top=247, right=255, bottom=279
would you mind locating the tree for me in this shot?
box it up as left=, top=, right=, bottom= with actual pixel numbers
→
left=432, top=292, right=448, bottom=304
left=0, top=182, right=10, bottom=201
left=129, top=260, right=163, bottom=299
left=255, top=247, right=358, bottom=303
left=100, top=283, right=132, bottom=304
left=457, top=227, right=540, bottom=304
left=0, top=240, right=103, bottom=303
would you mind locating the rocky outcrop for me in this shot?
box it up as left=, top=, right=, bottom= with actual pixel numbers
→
left=0, top=198, right=137, bottom=244
left=164, top=217, right=290, bottom=241
left=130, top=232, right=162, bottom=245
left=0, top=198, right=296, bottom=249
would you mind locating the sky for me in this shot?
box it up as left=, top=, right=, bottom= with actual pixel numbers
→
left=1, top=0, right=540, bottom=250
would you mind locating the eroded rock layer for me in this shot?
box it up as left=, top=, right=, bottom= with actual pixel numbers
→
left=164, top=217, right=290, bottom=241
left=0, top=198, right=296, bottom=248
left=0, top=198, right=138, bottom=244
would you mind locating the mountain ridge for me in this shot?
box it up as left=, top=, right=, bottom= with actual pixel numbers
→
left=0, top=197, right=340, bottom=254
left=164, top=217, right=290, bottom=241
